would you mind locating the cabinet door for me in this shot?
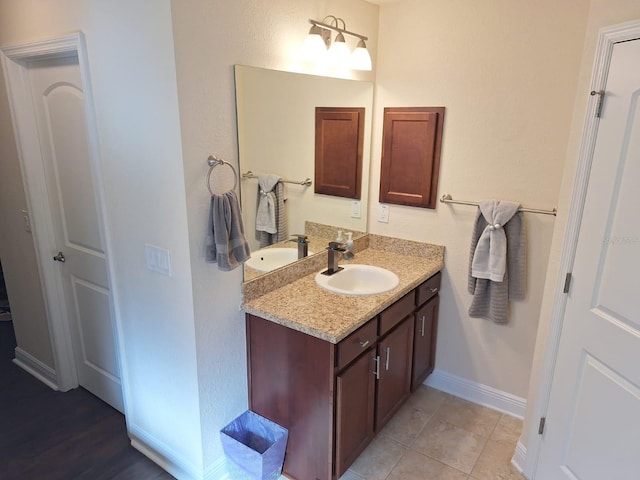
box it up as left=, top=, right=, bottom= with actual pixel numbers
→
left=379, top=107, right=445, bottom=208
left=375, top=317, right=414, bottom=431
left=412, top=295, right=439, bottom=391
left=336, top=351, right=376, bottom=478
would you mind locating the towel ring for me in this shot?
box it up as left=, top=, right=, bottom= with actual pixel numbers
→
left=206, top=155, right=238, bottom=195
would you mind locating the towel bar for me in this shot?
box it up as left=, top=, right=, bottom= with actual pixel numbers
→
left=440, top=194, right=557, bottom=216
left=241, top=170, right=312, bottom=187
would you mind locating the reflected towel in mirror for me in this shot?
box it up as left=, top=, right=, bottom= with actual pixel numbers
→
left=256, top=174, right=280, bottom=234
left=256, top=175, right=288, bottom=247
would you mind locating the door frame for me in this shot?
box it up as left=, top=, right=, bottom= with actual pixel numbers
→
left=523, top=19, right=640, bottom=478
left=1, top=33, right=123, bottom=396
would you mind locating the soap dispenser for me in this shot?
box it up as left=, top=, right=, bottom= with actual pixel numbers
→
left=345, top=232, right=354, bottom=254
left=336, top=230, right=344, bottom=243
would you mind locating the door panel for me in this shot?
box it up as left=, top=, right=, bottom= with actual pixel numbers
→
left=72, top=278, right=119, bottom=379
left=535, top=39, right=640, bottom=479
left=336, top=351, right=376, bottom=478
left=375, top=317, right=413, bottom=431
left=412, top=295, right=438, bottom=391
left=595, top=89, right=640, bottom=327
left=43, top=81, right=102, bottom=252
left=561, top=354, right=640, bottom=480
left=27, top=55, right=122, bottom=412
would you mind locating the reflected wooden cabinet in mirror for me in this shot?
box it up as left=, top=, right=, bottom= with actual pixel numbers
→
left=315, top=107, right=365, bottom=199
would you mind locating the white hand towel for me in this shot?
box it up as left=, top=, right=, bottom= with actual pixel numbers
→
left=255, top=174, right=281, bottom=234
left=471, top=199, right=520, bottom=282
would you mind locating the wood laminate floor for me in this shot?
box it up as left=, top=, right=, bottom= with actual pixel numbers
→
left=0, top=321, right=174, bottom=480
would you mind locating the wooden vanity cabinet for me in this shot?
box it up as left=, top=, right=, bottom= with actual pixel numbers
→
left=335, top=349, right=376, bottom=476
left=375, top=317, right=414, bottom=431
left=412, top=272, right=441, bottom=391
left=245, top=271, right=441, bottom=480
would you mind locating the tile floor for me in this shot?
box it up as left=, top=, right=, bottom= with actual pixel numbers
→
left=339, top=386, right=526, bottom=480
left=219, top=386, right=526, bottom=480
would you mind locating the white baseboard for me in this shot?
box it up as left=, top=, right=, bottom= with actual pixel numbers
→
left=129, top=425, right=203, bottom=480
left=13, top=347, right=59, bottom=390
left=424, top=368, right=527, bottom=418
left=511, top=441, right=528, bottom=476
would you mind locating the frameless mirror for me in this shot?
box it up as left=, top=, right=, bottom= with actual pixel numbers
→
left=235, top=65, right=374, bottom=281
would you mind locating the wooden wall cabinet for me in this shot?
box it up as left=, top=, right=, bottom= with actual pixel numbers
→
left=246, top=272, right=441, bottom=480
left=379, top=107, right=445, bottom=209
left=315, top=107, right=365, bottom=199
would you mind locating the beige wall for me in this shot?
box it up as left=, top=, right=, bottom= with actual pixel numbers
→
left=371, top=0, right=589, bottom=399
left=521, top=0, right=640, bottom=461
left=169, top=0, right=379, bottom=467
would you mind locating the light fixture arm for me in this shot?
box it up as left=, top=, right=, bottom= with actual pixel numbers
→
left=308, top=18, right=368, bottom=41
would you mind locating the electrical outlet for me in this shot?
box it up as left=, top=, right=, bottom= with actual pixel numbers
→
left=351, top=200, right=361, bottom=218
left=378, top=204, right=390, bottom=223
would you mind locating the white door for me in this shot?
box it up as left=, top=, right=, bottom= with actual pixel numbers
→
left=535, top=39, right=640, bottom=478
left=27, top=54, right=123, bottom=412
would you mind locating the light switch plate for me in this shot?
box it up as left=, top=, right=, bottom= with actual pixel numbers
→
left=351, top=200, right=361, bottom=218
left=21, top=209, right=31, bottom=233
left=378, top=204, right=390, bottom=223
left=145, top=244, right=172, bottom=276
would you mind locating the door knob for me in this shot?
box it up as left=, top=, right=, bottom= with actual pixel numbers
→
left=53, top=251, right=66, bottom=262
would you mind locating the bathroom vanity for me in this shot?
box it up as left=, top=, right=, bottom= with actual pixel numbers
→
left=243, top=236, right=443, bottom=480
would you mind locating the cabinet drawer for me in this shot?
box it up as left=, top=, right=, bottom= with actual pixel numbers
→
left=337, top=319, right=377, bottom=370
left=379, top=291, right=415, bottom=336
left=416, top=272, right=441, bottom=306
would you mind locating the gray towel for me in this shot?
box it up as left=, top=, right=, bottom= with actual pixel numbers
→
left=206, top=190, right=251, bottom=271
left=256, top=180, right=288, bottom=248
left=256, top=174, right=281, bottom=234
left=468, top=206, right=526, bottom=323
left=471, top=200, right=521, bottom=282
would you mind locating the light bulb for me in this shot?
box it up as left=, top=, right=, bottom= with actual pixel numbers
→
left=327, top=32, right=351, bottom=69
left=351, top=39, right=372, bottom=71
left=301, top=25, right=327, bottom=63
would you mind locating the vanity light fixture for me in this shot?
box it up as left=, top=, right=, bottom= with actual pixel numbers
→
left=302, top=16, right=372, bottom=71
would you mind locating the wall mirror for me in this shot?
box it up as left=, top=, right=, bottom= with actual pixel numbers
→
left=235, top=65, right=374, bottom=281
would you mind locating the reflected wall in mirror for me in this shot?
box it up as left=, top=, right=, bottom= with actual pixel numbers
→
left=235, top=65, right=374, bottom=280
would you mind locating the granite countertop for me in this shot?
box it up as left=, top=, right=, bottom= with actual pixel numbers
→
left=242, top=246, right=444, bottom=343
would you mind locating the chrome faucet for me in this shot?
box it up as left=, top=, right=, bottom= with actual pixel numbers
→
left=322, top=241, right=352, bottom=276
left=289, top=234, right=309, bottom=259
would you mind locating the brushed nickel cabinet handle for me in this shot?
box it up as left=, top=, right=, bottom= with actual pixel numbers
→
left=385, top=347, right=391, bottom=371
left=420, top=316, right=426, bottom=337
left=373, top=356, right=380, bottom=379
left=359, top=340, right=370, bottom=349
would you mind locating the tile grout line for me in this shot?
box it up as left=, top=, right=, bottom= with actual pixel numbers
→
left=466, top=412, right=505, bottom=479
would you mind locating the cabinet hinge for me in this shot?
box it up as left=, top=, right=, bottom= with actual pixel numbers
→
left=563, top=273, right=572, bottom=294
left=538, top=417, right=546, bottom=435
left=590, top=90, right=605, bottom=118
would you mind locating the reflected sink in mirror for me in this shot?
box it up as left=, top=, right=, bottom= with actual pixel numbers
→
left=235, top=65, right=374, bottom=282
left=315, top=264, right=400, bottom=296
left=242, top=222, right=366, bottom=281
left=245, top=248, right=315, bottom=273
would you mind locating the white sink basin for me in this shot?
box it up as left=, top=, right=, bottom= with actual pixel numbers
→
left=245, top=248, right=313, bottom=273
left=315, top=264, right=400, bottom=296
